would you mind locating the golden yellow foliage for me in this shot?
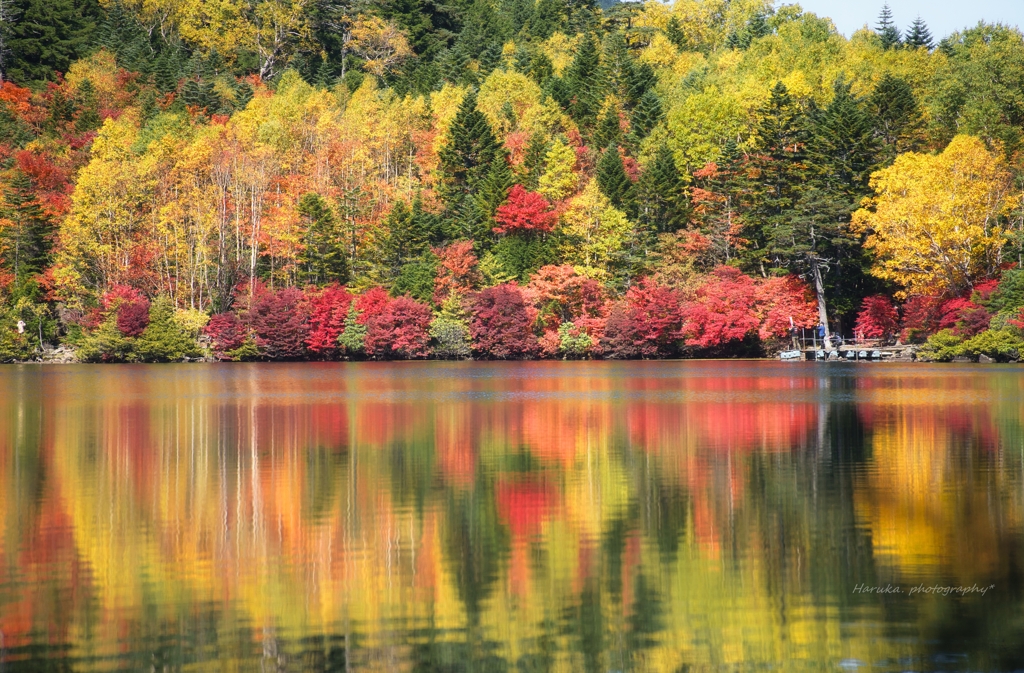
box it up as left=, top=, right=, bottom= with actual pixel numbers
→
left=853, top=135, right=1016, bottom=297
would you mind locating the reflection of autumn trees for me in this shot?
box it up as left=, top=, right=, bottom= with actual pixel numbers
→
left=1, top=364, right=1024, bottom=669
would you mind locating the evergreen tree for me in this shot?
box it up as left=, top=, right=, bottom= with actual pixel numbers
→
left=875, top=4, right=901, bottom=50
left=438, top=90, right=500, bottom=209
left=629, top=89, right=663, bottom=143
left=868, top=73, right=920, bottom=162
left=807, top=78, right=878, bottom=196
left=664, top=16, right=686, bottom=51
left=638, top=144, right=686, bottom=233
left=8, top=0, right=102, bottom=83
left=297, top=193, right=349, bottom=286
left=739, top=81, right=807, bottom=275
left=74, top=79, right=101, bottom=132
left=474, top=153, right=514, bottom=223
left=591, top=105, right=621, bottom=151
left=521, top=133, right=549, bottom=190
left=96, top=1, right=154, bottom=74
left=1, top=169, right=50, bottom=280
left=904, top=16, right=933, bottom=49
left=379, top=199, right=430, bottom=275
left=563, top=35, right=604, bottom=131
left=596, top=145, right=634, bottom=214
left=528, top=0, right=566, bottom=39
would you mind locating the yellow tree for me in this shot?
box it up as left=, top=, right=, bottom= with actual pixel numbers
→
left=559, top=180, right=632, bottom=278
left=852, top=135, right=1015, bottom=297
left=349, top=15, right=412, bottom=79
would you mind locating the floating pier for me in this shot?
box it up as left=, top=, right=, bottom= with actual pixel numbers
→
left=779, top=345, right=917, bottom=361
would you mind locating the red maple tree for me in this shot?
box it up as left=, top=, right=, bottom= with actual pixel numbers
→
left=494, top=185, right=558, bottom=235
left=470, top=284, right=538, bottom=359
left=364, top=295, right=432, bottom=359
left=305, top=283, right=354, bottom=358
left=854, top=295, right=899, bottom=339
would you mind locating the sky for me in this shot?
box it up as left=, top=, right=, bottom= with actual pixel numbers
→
left=790, top=0, right=1024, bottom=40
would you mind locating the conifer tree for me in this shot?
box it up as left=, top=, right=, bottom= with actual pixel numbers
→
left=905, top=16, right=933, bottom=49
left=563, top=35, right=604, bottom=131
left=1, top=169, right=49, bottom=280
left=529, top=0, right=566, bottom=40
left=868, top=74, right=921, bottom=162
left=474, top=153, right=515, bottom=222
left=379, top=199, right=430, bottom=276
left=638, top=144, right=686, bottom=233
left=596, top=145, right=634, bottom=214
left=629, top=89, right=663, bottom=143
left=664, top=16, right=686, bottom=50
left=297, top=193, right=349, bottom=286
left=74, top=79, right=101, bottom=132
left=875, top=4, right=901, bottom=50
left=521, top=133, right=549, bottom=190
left=438, top=90, right=500, bottom=209
left=7, top=0, right=102, bottom=83
left=591, top=106, right=621, bottom=151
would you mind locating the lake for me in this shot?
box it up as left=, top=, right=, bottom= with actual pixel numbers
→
left=0, top=361, right=1023, bottom=671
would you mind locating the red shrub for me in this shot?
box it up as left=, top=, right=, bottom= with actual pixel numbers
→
left=433, top=241, right=481, bottom=304
left=470, top=284, right=538, bottom=359
left=354, top=286, right=390, bottom=323
left=854, top=295, right=899, bottom=339
left=494, top=185, right=558, bottom=235
left=900, top=295, right=943, bottom=341
left=249, top=287, right=309, bottom=360
left=525, top=265, right=605, bottom=328
left=601, top=279, right=683, bottom=358
left=938, top=297, right=990, bottom=337
left=305, top=284, right=354, bottom=358
left=680, top=268, right=759, bottom=349
left=204, top=313, right=247, bottom=359
left=364, top=295, right=432, bottom=359
left=116, top=298, right=150, bottom=337
left=753, top=275, right=818, bottom=340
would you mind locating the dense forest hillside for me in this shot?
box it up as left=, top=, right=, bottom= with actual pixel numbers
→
left=0, top=0, right=1023, bottom=361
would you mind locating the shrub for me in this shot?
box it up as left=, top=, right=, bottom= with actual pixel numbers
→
left=854, top=295, right=899, bottom=339
left=305, top=284, right=353, bottom=358
left=430, top=294, right=472, bottom=359
left=470, top=284, right=538, bottom=359
left=205, top=313, right=247, bottom=360
left=901, top=295, right=943, bottom=342
left=116, top=298, right=150, bottom=337
left=919, top=329, right=965, bottom=362
left=78, top=316, right=134, bottom=362
left=249, top=287, right=309, bottom=360
left=983, top=269, right=1024, bottom=313
left=959, top=329, right=1024, bottom=362
left=135, top=296, right=201, bottom=362
left=558, top=321, right=593, bottom=359
left=365, top=295, right=432, bottom=359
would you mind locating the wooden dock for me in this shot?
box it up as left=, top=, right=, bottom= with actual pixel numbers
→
left=781, top=345, right=917, bottom=361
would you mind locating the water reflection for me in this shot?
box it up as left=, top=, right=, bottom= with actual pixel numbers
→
left=1, top=362, right=1023, bottom=671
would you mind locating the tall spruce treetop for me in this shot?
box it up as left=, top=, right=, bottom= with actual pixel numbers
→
left=596, top=145, right=635, bottom=214
left=904, top=16, right=933, bottom=49
left=875, top=4, right=901, bottom=50
left=438, top=90, right=500, bottom=208
left=869, top=73, right=921, bottom=161
left=807, top=78, right=879, bottom=195
left=563, top=34, right=604, bottom=131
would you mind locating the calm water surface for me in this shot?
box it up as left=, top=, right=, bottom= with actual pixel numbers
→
left=1, top=361, right=1024, bottom=671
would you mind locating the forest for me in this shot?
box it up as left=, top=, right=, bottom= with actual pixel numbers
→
left=0, top=0, right=1023, bottom=361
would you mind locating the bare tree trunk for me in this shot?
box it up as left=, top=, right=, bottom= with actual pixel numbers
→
left=810, top=256, right=830, bottom=340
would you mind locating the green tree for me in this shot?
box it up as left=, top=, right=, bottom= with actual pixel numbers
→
left=1, top=169, right=50, bottom=281
left=7, top=0, right=102, bottom=83
left=338, top=303, right=366, bottom=355
left=875, top=3, right=901, bottom=50
left=438, top=90, right=500, bottom=209
left=596, top=144, right=635, bottom=215
left=638, top=144, right=686, bottom=234
left=904, top=16, right=933, bottom=49
left=563, top=34, right=603, bottom=130
left=135, top=296, right=201, bottom=362
left=297, top=192, right=349, bottom=286
left=868, top=74, right=921, bottom=163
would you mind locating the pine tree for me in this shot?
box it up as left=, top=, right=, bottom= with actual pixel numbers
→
left=807, top=78, right=878, bottom=195
left=1, top=170, right=50, bottom=280
left=904, top=16, right=933, bottom=50
left=739, top=81, right=808, bottom=275
left=563, top=34, right=604, bottom=130
left=596, top=145, right=634, bottom=214
left=868, top=73, right=920, bottom=162
left=438, top=90, right=500, bottom=209
left=297, top=193, right=349, bottom=285
left=73, top=78, right=101, bottom=132
left=7, top=0, right=102, bottom=83
left=638, top=144, right=686, bottom=233
left=474, top=153, right=514, bottom=223
left=629, top=89, right=663, bottom=143
left=379, top=199, right=430, bottom=275
left=528, top=0, right=566, bottom=40
left=875, top=4, right=901, bottom=50
left=591, top=105, right=621, bottom=151
left=520, top=133, right=549, bottom=190
left=664, top=16, right=686, bottom=51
